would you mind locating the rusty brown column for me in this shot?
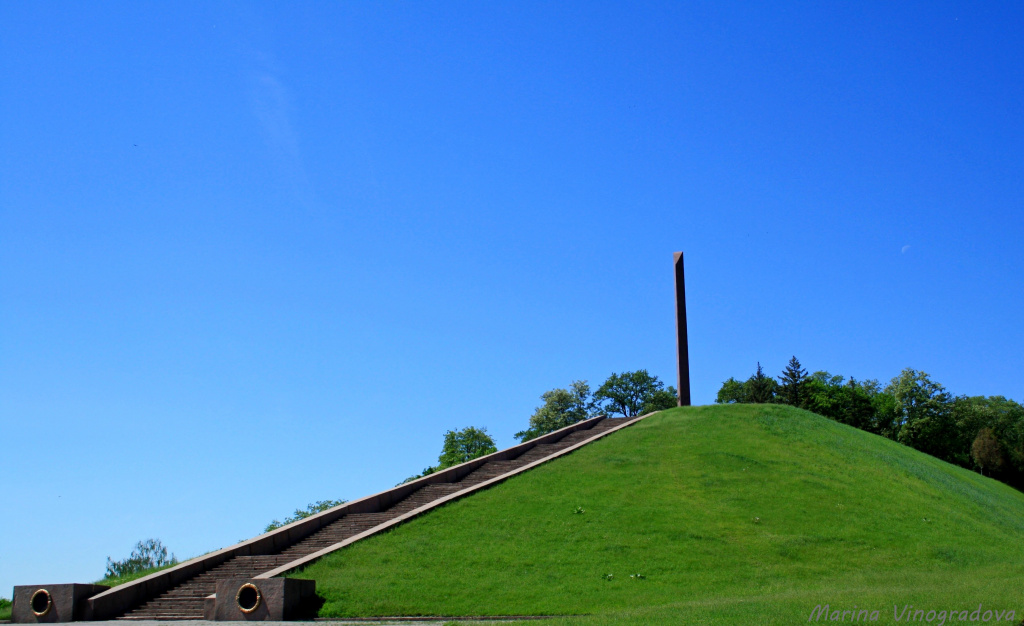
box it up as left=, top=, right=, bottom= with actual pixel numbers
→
left=673, top=252, right=691, bottom=406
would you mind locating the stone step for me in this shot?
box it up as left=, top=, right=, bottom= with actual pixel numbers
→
left=119, top=418, right=636, bottom=620
left=121, top=617, right=197, bottom=620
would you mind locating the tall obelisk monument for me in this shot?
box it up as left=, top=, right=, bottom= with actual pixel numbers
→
left=673, top=252, right=691, bottom=406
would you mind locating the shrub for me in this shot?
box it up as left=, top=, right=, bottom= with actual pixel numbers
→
left=716, top=377, right=747, bottom=403
left=265, top=499, right=348, bottom=532
left=105, top=539, right=177, bottom=579
left=401, top=426, right=497, bottom=485
left=515, top=381, right=594, bottom=442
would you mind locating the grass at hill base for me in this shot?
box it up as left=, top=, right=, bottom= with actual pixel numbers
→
left=290, top=405, right=1024, bottom=625
left=0, top=598, right=10, bottom=621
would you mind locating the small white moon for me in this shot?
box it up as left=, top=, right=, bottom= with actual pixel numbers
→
left=901, top=245, right=911, bottom=254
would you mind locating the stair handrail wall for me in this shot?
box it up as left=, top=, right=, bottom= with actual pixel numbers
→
left=83, top=415, right=608, bottom=620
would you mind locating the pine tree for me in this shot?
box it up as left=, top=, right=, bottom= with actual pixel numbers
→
left=777, top=356, right=809, bottom=407
left=747, top=362, right=776, bottom=404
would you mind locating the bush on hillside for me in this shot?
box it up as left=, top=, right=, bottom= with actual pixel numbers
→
left=401, top=426, right=497, bottom=485
left=515, top=381, right=594, bottom=442
left=438, top=426, right=497, bottom=467
left=265, top=499, right=348, bottom=532
left=105, top=539, right=177, bottom=579
left=401, top=465, right=438, bottom=484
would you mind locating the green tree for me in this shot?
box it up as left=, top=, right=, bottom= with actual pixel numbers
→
left=985, top=397, right=1024, bottom=481
left=840, top=378, right=879, bottom=431
left=746, top=363, right=776, bottom=404
left=951, top=396, right=996, bottom=464
left=594, top=370, right=671, bottom=417
left=803, top=372, right=843, bottom=419
left=105, top=539, right=177, bottom=579
left=265, top=499, right=348, bottom=532
left=515, top=381, right=594, bottom=442
left=971, top=427, right=1004, bottom=476
left=776, top=356, right=809, bottom=407
left=715, top=377, right=747, bottom=403
left=885, top=368, right=956, bottom=460
left=401, top=426, right=498, bottom=485
left=871, top=391, right=901, bottom=438
left=438, top=426, right=498, bottom=468
left=642, top=385, right=679, bottom=414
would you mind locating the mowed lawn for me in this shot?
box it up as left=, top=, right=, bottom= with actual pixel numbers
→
left=290, top=405, right=1024, bottom=625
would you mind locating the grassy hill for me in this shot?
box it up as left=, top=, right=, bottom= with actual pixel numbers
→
left=290, top=405, right=1024, bottom=625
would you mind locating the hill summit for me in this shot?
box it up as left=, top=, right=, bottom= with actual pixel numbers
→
left=292, top=405, right=1024, bottom=625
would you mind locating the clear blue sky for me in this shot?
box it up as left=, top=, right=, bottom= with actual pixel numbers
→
left=2, top=1, right=1022, bottom=596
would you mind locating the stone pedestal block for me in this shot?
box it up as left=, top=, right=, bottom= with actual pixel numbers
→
left=208, top=578, right=316, bottom=621
left=11, top=584, right=109, bottom=623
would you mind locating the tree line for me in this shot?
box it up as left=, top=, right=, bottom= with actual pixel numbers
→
left=403, top=369, right=677, bottom=483
left=718, top=357, right=1024, bottom=488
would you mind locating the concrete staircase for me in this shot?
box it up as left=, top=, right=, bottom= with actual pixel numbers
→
left=118, top=416, right=636, bottom=620
left=120, top=556, right=293, bottom=620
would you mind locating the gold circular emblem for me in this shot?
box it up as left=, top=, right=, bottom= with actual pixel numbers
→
left=30, top=589, right=52, bottom=617
left=235, top=583, right=261, bottom=614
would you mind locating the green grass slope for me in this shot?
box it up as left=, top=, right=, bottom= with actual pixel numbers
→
left=290, top=405, right=1024, bottom=625
left=95, top=563, right=178, bottom=589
